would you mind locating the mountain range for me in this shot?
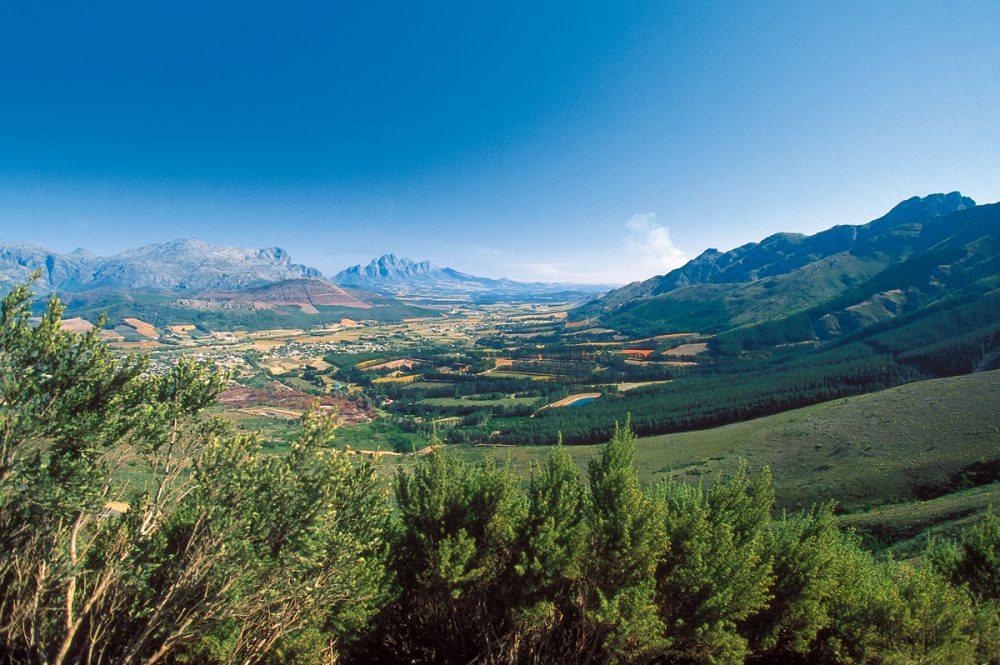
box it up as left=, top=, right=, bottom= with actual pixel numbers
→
left=0, top=240, right=609, bottom=303
left=0, top=239, right=323, bottom=293
left=0, top=238, right=615, bottom=328
left=332, top=254, right=611, bottom=300
left=4, top=191, right=997, bottom=336
left=574, top=191, right=995, bottom=337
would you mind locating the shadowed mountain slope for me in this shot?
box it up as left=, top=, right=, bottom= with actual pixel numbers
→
left=576, top=192, right=981, bottom=334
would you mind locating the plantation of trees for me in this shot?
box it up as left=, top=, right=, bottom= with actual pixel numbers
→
left=498, top=289, right=1000, bottom=445
left=497, top=342, right=922, bottom=445
left=2, top=284, right=999, bottom=664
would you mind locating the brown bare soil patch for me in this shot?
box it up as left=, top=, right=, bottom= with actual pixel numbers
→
left=123, top=317, right=159, bottom=338
left=663, top=343, right=708, bottom=357
left=242, top=406, right=303, bottom=420
left=217, top=381, right=375, bottom=424
left=61, top=317, right=94, bottom=333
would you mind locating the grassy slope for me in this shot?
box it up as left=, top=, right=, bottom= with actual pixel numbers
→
left=838, top=482, right=1000, bottom=558
left=466, top=370, right=1000, bottom=514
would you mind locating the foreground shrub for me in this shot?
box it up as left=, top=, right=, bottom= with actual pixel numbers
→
left=0, top=282, right=391, bottom=665
left=654, top=464, right=774, bottom=664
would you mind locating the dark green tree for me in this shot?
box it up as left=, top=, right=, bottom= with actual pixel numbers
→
left=810, top=538, right=982, bottom=664
left=926, top=511, right=1000, bottom=664
left=654, top=464, right=774, bottom=664
left=746, top=503, right=844, bottom=661
left=376, top=449, right=524, bottom=664
left=582, top=421, right=667, bottom=663
left=510, top=440, right=590, bottom=662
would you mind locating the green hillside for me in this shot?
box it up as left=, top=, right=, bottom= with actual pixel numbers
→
left=838, top=482, right=1000, bottom=558
left=575, top=194, right=996, bottom=339
left=469, top=370, right=1000, bottom=515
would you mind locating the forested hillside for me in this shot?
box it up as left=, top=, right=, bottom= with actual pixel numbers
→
left=505, top=197, right=1000, bottom=445
left=575, top=193, right=990, bottom=336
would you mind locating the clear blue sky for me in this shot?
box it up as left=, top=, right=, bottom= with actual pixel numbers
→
left=1, top=1, right=998, bottom=284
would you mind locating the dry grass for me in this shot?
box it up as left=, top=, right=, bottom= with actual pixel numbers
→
left=61, top=317, right=94, bottom=333
left=372, top=374, right=421, bottom=384
left=615, top=380, right=673, bottom=392
left=123, top=317, right=159, bottom=339
left=263, top=357, right=331, bottom=375
left=663, top=343, right=708, bottom=356
left=364, top=358, right=423, bottom=372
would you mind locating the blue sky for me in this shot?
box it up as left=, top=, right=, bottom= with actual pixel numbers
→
left=1, top=1, right=998, bottom=284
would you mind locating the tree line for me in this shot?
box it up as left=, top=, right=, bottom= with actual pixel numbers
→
left=498, top=342, right=923, bottom=445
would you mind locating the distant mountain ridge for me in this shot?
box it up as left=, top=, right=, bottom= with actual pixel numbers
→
left=333, top=253, right=611, bottom=299
left=0, top=241, right=611, bottom=302
left=0, top=239, right=323, bottom=293
left=336, top=254, right=467, bottom=285
left=575, top=192, right=988, bottom=334
left=662, top=192, right=972, bottom=288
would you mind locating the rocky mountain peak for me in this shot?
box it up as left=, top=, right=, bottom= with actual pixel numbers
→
left=0, top=239, right=323, bottom=292
left=879, top=192, right=975, bottom=226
